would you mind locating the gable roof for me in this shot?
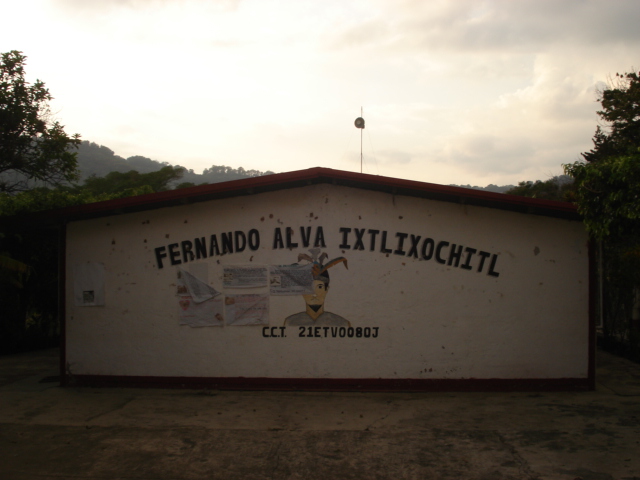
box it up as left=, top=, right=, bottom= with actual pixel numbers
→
left=1, top=167, right=580, bottom=230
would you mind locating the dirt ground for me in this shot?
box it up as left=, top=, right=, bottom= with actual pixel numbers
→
left=1, top=347, right=639, bottom=480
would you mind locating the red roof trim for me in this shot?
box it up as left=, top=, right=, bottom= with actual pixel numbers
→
left=2, top=167, right=580, bottom=228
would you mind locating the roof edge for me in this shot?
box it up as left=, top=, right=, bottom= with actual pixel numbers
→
left=0, top=167, right=581, bottom=230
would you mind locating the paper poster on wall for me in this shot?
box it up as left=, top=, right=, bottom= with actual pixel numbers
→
left=179, top=296, right=224, bottom=327
left=225, top=294, right=269, bottom=325
left=178, top=268, right=220, bottom=303
left=269, top=264, right=314, bottom=295
left=73, top=262, right=105, bottom=306
left=223, top=266, right=268, bottom=289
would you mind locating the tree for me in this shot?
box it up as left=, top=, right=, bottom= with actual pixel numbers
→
left=0, top=164, right=185, bottom=354
left=80, top=165, right=185, bottom=197
left=582, top=71, right=640, bottom=163
left=0, top=50, right=80, bottom=193
left=565, top=69, right=640, bottom=360
left=566, top=69, right=640, bottom=237
left=505, top=175, right=574, bottom=202
left=564, top=154, right=640, bottom=238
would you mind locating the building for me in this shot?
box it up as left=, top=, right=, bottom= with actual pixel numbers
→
left=32, top=168, right=595, bottom=390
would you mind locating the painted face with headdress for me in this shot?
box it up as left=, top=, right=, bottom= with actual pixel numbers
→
left=297, top=248, right=348, bottom=315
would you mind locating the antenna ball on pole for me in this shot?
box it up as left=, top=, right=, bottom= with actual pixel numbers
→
left=354, top=117, right=365, bottom=129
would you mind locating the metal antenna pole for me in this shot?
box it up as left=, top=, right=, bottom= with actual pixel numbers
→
left=360, top=106, right=363, bottom=173
left=354, top=108, right=365, bottom=173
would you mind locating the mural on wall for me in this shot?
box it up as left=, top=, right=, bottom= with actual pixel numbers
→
left=284, top=248, right=350, bottom=327
left=153, top=223, right=502, bottom=332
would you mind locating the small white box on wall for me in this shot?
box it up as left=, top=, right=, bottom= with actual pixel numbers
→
left=73, top=262, right=105, bottom=306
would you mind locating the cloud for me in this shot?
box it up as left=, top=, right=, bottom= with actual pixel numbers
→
left=430, top=61, right=598, bottom=175
left=331, top=18, right=390, bottom=49
left=10, top=0, right=639, bottom=188
left=330, top=0, right=640, bottom=54
left=377, top=149, right=413, bottom=165
left=52, top=0, right=241, bottom=12
left=440, top=134, right=536, bottom=174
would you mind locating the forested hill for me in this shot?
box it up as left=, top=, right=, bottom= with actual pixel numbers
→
left=76, top=141, right=275, bottom=185
left=449, top=183, right=514, bottom=193
left=77, top=141, right=515, bottom=192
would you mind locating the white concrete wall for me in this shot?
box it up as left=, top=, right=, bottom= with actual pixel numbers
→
left=65, top=184, right=590, bottom=380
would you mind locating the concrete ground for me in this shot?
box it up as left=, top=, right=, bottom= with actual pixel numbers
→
left=1, top=349, right=639, bottom=480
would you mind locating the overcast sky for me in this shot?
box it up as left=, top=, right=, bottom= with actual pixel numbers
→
left=3, top=0, right=639, bottom=186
